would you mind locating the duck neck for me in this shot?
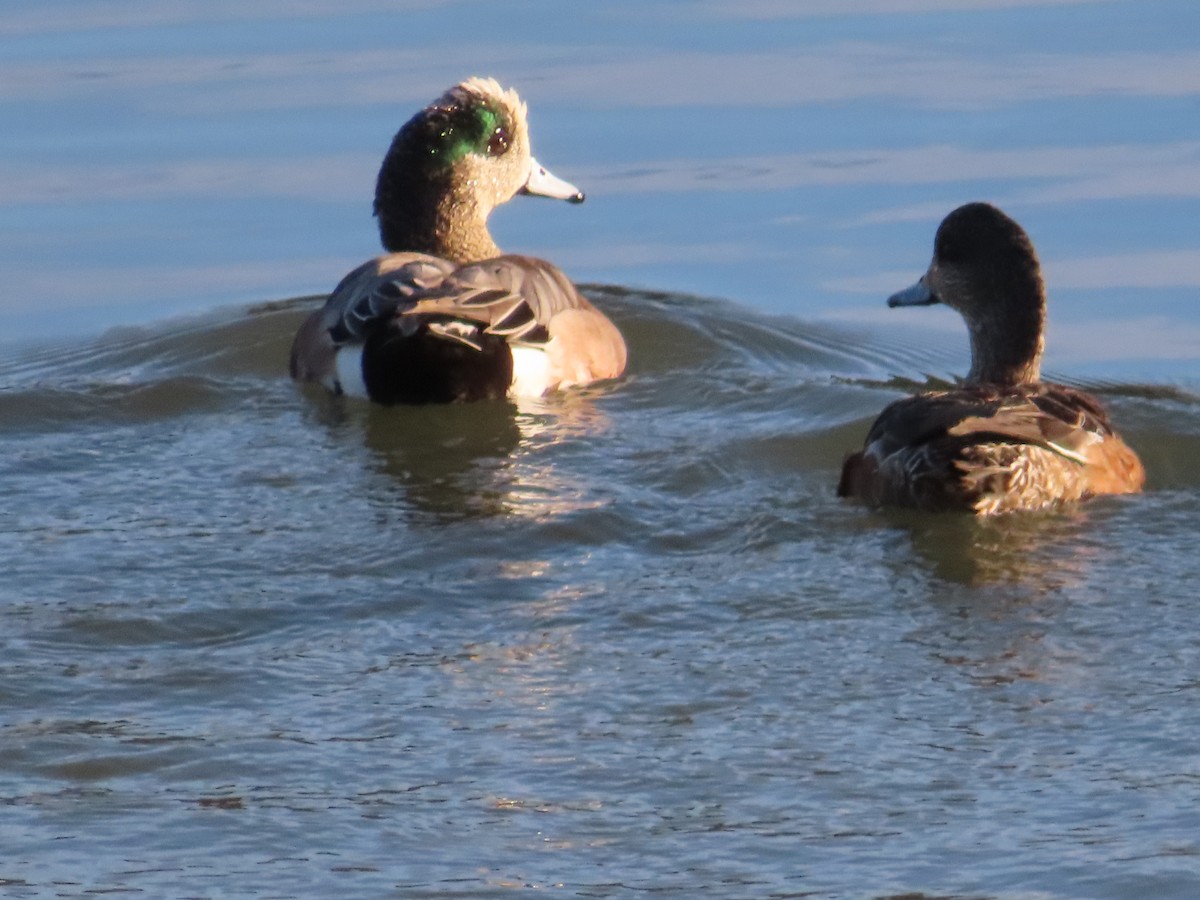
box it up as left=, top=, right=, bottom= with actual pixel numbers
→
left=375, top=158, right=501, bottom=262
left=964, top=278, right=1045, bottom=387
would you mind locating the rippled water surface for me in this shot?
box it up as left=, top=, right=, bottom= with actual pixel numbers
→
left=3, top=2, right=1200, bottom=898
left=3, top=293, right=1199, bottom=898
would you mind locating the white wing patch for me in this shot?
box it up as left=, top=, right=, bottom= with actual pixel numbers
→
left=509, top=345, right=553, bottom=398
left=334, top=346, right=369, bottom=398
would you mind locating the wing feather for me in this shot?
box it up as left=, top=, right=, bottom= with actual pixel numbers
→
left=290, top=251, right=623, bottom=393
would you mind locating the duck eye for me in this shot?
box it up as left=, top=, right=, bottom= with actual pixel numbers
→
left=486, top=125, right=510, bottom=157
left=937, top=237, right=964, bottom=264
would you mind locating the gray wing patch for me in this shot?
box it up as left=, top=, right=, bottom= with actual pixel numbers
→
left=319, top=254, right=586, bottom=353
left=326, top=256, right=456, bottom=344
left=393, top=255, right=587, bottom=350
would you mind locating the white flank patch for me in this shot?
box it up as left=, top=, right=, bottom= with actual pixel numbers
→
left=333, top=345, right=369, bottom=398
left=509, top=346, right=553, bottom=398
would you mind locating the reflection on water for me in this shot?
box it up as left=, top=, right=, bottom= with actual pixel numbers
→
left=882, top=504, right=1100, bottom=587
left=2, top=0, right=1198, bottom=366
left=306, top=393, right=524, bottom=521
left=293, top=356, right=624, bottom=523
left=359, top=397, right=617, bottom=522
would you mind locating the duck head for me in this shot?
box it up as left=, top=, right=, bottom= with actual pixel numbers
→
left=374, top=77, right=584, bottom=262
left=888, top=202, right=1047, bottom=386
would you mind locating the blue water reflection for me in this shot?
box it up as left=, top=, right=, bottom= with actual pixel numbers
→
left=1, top=0, right=1198, bottom=372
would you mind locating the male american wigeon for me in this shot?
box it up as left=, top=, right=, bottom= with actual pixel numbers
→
left=839, top=202, right=1145, bottom=515
left=290, top=78, right=626, bottom=403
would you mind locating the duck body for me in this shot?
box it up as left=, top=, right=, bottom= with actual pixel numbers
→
left=290, top=78, right=626, bottom=404
left=839, top=381, right=1145, bottom=515
left=839, top=202, right=1145, bottom=514
left=291, top=251, right=625, bottom=402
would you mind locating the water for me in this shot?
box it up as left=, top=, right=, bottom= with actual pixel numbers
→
left=3, top=2, right=1200, bottom=898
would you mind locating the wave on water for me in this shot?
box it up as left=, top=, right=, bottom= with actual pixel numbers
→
left=0, top=287, right=907, bottom=424
left=1, top=285, right=1195, bottom=492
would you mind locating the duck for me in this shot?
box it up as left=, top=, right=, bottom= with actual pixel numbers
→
left=838, top=202, right=1145, bottom=515
left=290, top=77, right=626, bottom=404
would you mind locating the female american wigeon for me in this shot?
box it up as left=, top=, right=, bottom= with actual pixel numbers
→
left=838, top=202, right=1145, bottom=515
left=290, top=78, right=626, bottom=404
